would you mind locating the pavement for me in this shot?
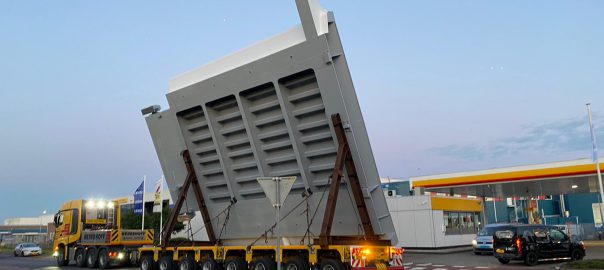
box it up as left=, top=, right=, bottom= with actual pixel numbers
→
left=1, top=247, right=603, bottom=270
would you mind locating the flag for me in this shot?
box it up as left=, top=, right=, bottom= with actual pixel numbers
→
left=588, top=104, right=600, bottom=163
left=153, top=178, right=162, bottom=213
left=133, top=180, right=144, bottom=215
left=590, top=119, right=599, bottom=163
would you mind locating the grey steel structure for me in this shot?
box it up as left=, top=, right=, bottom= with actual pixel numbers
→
left=144, top=0, right=396, bottom=244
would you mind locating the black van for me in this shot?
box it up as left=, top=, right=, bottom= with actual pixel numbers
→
left=492, top=224, right=585, bottom=266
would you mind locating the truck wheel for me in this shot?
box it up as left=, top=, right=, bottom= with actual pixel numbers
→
left=76, top=248, right=86, bottom=267
left=87, top=249, right=99, bottom=268
left=200, top=258, right=220, bottom=270
left=253, top=258, right=276, bottom=270
left=141, top=254, right=157, bottom=270
left=179, top=256, right=198, bottom=270
left=524, top=251, right=538, bottom=266
left=285, top=258, right=309, bottom=270
left=225, top=257, right=247, bottom=270
left=98, top=249, right=110, bottom=269
left=57, top=247, right=69, bottom=266
left=497, top=258, right=510, bottom=264
left=319, top=259, right=344, bottom=270
left=571, top=249, right=584, bottom=261
left=159, top=256, right=175, bottom=270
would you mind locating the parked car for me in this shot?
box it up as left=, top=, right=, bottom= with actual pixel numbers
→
left=493, top=224, right=585, bottom=266
left=14, top=243, right=42, bottom=257
left=473, top=223, right=510, bottom=254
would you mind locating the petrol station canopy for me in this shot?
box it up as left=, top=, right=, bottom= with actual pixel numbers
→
left=411, top=158, right=604, bottom=198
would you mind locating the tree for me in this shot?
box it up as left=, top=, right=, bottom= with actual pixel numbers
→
left=120, top=203, right=184, bottom=244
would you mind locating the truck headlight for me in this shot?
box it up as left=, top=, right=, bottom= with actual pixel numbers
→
left=52, top=251, right=59, bottom=257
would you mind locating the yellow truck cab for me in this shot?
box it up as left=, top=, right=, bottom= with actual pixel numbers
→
left=52, top=199, right=153, bottom=268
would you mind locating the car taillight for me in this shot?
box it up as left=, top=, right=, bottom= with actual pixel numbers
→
left=516, top=238, right=522, bottom=255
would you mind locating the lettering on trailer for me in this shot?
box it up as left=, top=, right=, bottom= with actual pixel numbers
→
left=81, top=231, right=111, bottom=244
left=120, top=230, right=147, bottom=242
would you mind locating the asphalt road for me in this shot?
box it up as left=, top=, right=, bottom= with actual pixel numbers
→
left=0, top=254, right=135, bottom=270
left=2, top=247, right=603, bottom=270
left=405, top=246, right=604, bottom=270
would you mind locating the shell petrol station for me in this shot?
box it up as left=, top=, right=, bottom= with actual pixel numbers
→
left=383, top=158, right=604, bottom=250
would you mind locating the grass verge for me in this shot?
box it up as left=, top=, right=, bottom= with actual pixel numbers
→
left=565, top=259, right=604, bottom=269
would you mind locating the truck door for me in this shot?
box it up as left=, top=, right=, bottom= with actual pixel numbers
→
left=54, top=209, right=79, bottom=243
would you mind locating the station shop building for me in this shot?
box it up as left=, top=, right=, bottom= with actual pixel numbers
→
left=382, top=158, right=604, bottom=249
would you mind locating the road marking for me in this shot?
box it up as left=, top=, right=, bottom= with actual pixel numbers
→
left=433, top=265, right=445, bottom=267
left=452, top=266, right=466, bottom=268
left=433, top=268, right=448, bottom=270
left=475, top=267, right=489, bottom=269
left=408, top=268, right=426, bottom=270
left=403, top=262, right=414, bottom=266
left=416, top=263, right=432, bottom=266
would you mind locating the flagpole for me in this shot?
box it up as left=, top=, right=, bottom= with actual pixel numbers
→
left=587, top=103, right=604, bottom=227
left=142, top=175, right=146, bottom=230
left=160, top=175, right=164, bottom=244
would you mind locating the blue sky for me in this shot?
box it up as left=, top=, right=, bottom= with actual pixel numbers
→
left=0, top=1, right=603, bottom=221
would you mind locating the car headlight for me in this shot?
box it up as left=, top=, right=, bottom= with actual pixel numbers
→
left=472, top=239, right=477, bottom=246
left=117, top=252, right=125, bottom=260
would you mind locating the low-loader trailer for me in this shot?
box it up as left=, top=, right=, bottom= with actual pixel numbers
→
left=52, top=199, right=154, bottom=268
left=140, top=1, right=403, bottom=270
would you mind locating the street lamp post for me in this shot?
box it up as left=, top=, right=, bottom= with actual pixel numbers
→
left=39, top=210, right=47, bottom=234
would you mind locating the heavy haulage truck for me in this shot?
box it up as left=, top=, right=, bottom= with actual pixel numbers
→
left=52, top=198, right=154, bottom=268
left=139, top=1, right=403, bottom=270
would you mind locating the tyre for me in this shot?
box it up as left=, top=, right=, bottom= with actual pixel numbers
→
left=159, top=256, right=175, bottom=270
left=57, top=247, right=69, bottom=266
left=98, top=249, right=110, bottom=269
left=14, top=251, right=17, bottom=257
left=141, top=254, right=157, bottom=270
left=76, top=248, right=86, bottom=267
left=87, top=249, right=98, bottom=268
left=320, top=259, right=344, bottom=270
left=524, top=251, right=539, bottom=266
left=497, top=258, right=510, bottom=264
left=285, top=258, right=309, bottom=270
left=179, top=255, right=198, bottom=270
left=200, top=258, right=220, bottom=270
left=571, top=249, right=584, bottom=261
left=21, top=251, right=25, bottom=257
left=224, top=257, right=248, bottom=270
left=253, top=258, right=276, bottom=270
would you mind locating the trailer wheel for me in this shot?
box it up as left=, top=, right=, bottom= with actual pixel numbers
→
left=319, top=259, right=344, bottom=270
left=286, top=258, right=308, bottom=270
left=159, top=256, right=175, bottom=270
left=179, top=255, right=198, bottom=270
left=141, top=254, right=157, bottom=270
left=76, top=248, right=86, bottom=267
left=200, top=258, right=220, bottom=270
left=98, top=249, right=110, bottom=269
left=56, top=246, right=69, bottom=266
left=253, top=258, right=276, bottom=270
left=225, top=257, right=247, bottom=270
left=87, top=249, right=98, bottom=268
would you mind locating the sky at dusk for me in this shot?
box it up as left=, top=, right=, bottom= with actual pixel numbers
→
left=1, top=0, right=603, bottom=222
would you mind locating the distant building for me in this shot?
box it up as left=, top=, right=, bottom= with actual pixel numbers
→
left=0, top=214, right=54, bottom=247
